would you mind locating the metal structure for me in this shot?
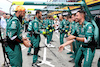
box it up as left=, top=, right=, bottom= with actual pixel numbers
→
left=27, top=8, right=70, bottom=12
left=27, top=7, right=72, bottom=16
left=12, top=1, right=83, bottom=6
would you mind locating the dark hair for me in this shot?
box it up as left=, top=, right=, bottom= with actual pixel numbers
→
left=36, top=10, right=41, bottom=15
left=67, top=15, right=71, bottom=19
left=49, top=15, right=52, bottom=18
left=47, top=15, right=50, bottom=18
left=72, top=13, right=76, bottom=16
left=77, top=10, right=86, bottom=17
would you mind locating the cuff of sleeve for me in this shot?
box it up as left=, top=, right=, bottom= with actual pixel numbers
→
left=73, top=39, right=76, bottom=42
left=84, top=38, right=88, bottom=43
left=11, top=35, right=17, bottom=40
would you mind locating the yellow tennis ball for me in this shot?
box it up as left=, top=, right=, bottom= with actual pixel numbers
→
left=65, top=30, right=68, bottom=32
left=48, top=25, right=50, bottom=27
left=46, top=27, right=49, bottom=29
left=68, top=33, right=70, bottom=35
left=52, top=29, right=54, bottom=31
left=43, top=32, right=46, bottom=34
left=49, top=29, right=52, bottom=32
left=53, top=15, right=57, bottom=19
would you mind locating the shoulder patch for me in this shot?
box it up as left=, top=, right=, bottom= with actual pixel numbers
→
left=87, top=26, right=92, bottom=33
left=34, top=22, right=37, bottom=28
left=11, top=21, right=16, bottom=29
left=12, top=21, right=15, bottom=23
left=89, top=26, right=92, bottom=29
